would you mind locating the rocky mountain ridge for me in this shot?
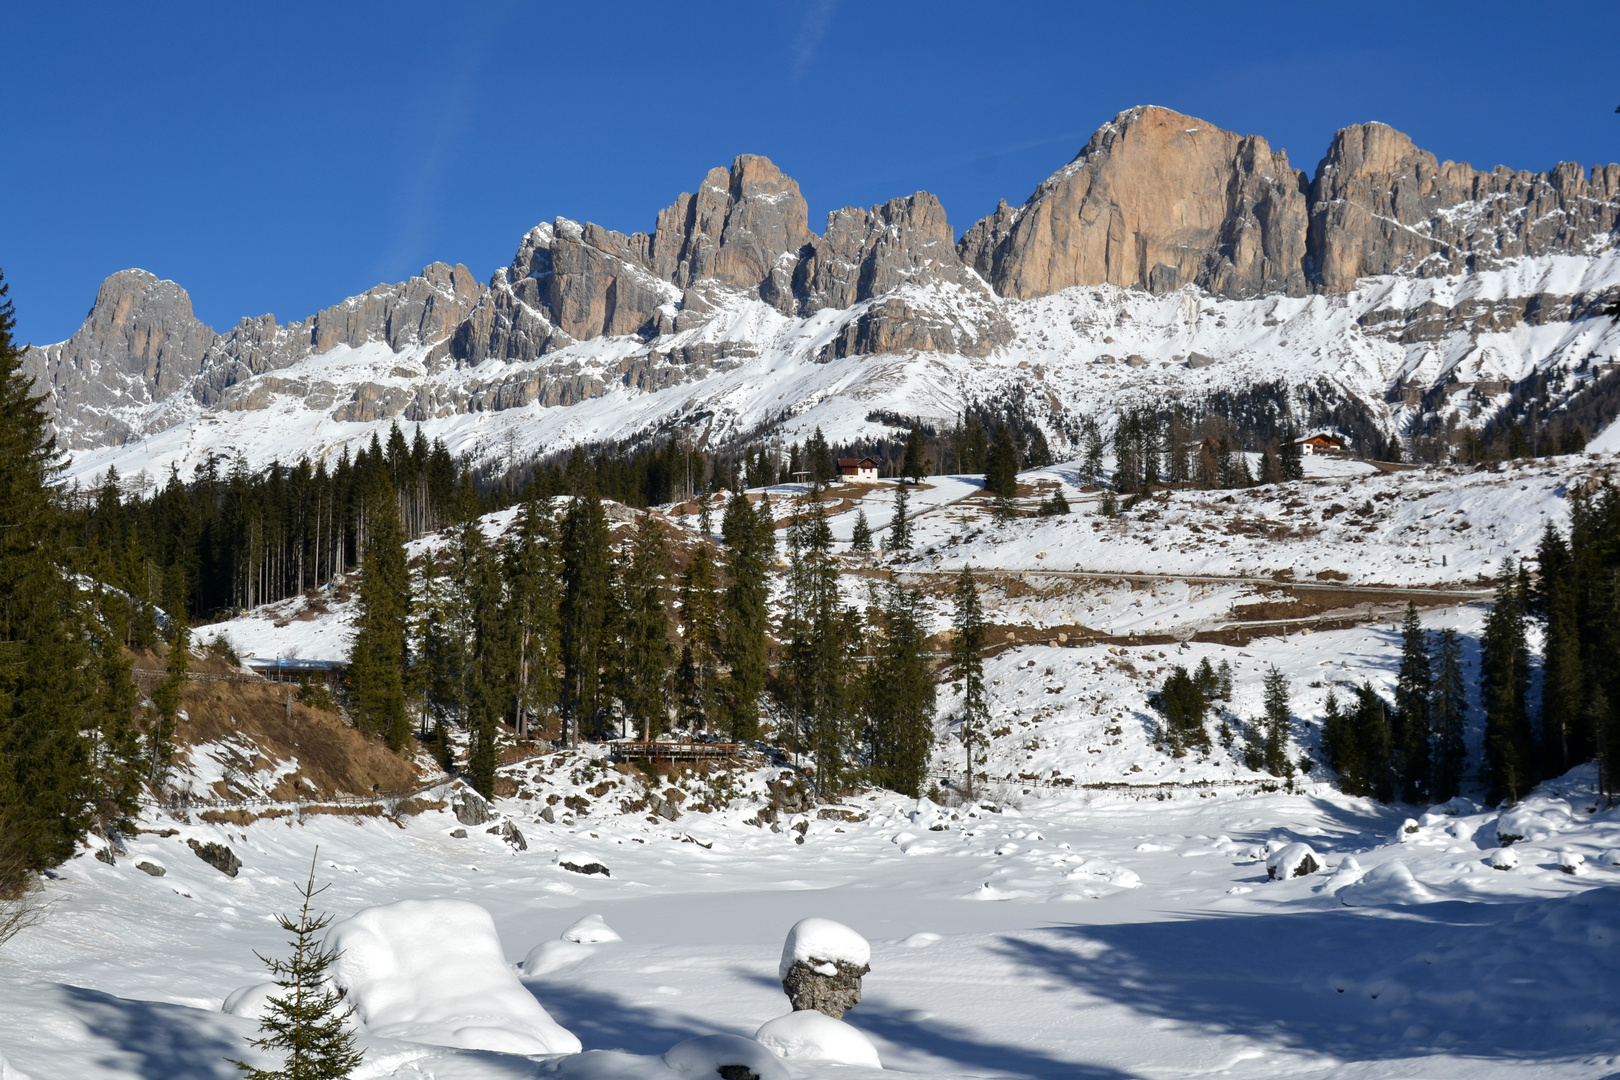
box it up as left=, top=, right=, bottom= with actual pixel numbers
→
left=22, top=106, right=1620, bottom=460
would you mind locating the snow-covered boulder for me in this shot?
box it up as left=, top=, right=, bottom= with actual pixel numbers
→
left=756, top=1010, right=882, bottom=1067
left=779, top=917, right=871, bottom=1018
left=520, top=939, right=597, bottom=978
left=326, top=898, right=580, bottom=1055
left=1556, top=850, right=1586, bottom=875
left=1265, top=842, right=1320, bottom=880
left=1338, top=860, right=1433, bottom=906
left=1318, top=856, right=1363, bottom=895
left=0, top=1052, right=35, bottom=1080
left=664, top=1034, right=789, bottom=1080
left=562, top=914, right=622, bottom=943
left=1490, top=847, right=1519, bottom=870
left=221, top=982, right=280, bottom=1022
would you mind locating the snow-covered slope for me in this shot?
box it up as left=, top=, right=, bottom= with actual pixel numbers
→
left=62, top=254, right=1620, bottom=494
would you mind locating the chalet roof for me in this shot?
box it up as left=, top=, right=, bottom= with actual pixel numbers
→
left=836, top=457, right=878, bottom=468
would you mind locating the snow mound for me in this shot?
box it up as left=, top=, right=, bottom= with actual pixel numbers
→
left=326, top=898, right=580, bottom=1055
left=755, top=1009, right=882, bottom=1067
left=0, top=1052, right=34, bottom=1080
left=1318, top=856, right=1364, bottom=895
left=779, top=917, right=870, bottom=980
left=520, top=939, right=597, bottom=978
left=1065, top=859, right=1142, bottom=889
left=221, top=982, right=280, bottom=1021
left=664, top=1034, right=790, bottom=1080
left=562, top=914, right=623, bottom=943
left=1490, top=847, right=1520, bottom=870
left=1556, top=850, right=1586, bottom=875
left=898, top=932, right=941, bottom=948
left=1339, top=860, right=1434, bottom=906
left=1496, top=800, right=1572, bottom=844
left=1265, top=842, right=1320, bottom=880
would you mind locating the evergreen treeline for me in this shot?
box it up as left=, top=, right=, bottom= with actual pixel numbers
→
left=77, top=424, right=472, bottom=623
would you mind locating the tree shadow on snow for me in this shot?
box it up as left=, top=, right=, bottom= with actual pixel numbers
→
left=993, top=889, right=1620, bottom=1066
left=529, top=980, right=732, bottom=1055
left=61, top=984, right=244, bottom=1080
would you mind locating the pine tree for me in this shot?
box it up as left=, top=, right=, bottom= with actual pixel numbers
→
left=229, top=852, right=363, bottom=1080
left=719, top=492, right=774, bottom=742
left=1392, top=601, right=1433, bottom=801
left=1431, top=628, right=1468, bottom=801
left=849, top=510, right=872, bottom=554
left=560, top=456, right=611, bottom=744
left=866, top=583, right=936, bottom=797
left=901, top=426, right=929, bottom=483
left=950, top=567, right=988, bottom=799
left=885, top=484, right=911, bottom=550
left=348, top=468, right=410, bottom=751
left=87, top=585, right=141, bottom=850
left=1261, top=667, right=1293, bottom=777
left=1279, top=433, right=1304, bottom=481
left=1480, top=561, right=1534, bottom=803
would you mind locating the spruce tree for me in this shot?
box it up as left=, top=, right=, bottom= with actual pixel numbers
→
left=615, top=515, right=674, bottom=740
left=849, top=510, right=872, bottom=554
left=885, top=484, right=911, bottom=551
left=950, top=567, right=988, bottom=799
left=148, top=567, right=191, bottom=787
left=1537, top=524, right=1581, bottom=778
left=1319, top=688, right=1364, bottom=794
left=1431, top=628, right=1468, bottom=801
left=1082, top=421, right=1104, bottom=487
left=866, top=583, right=936, bottom=797
left=504, top=501, right=559, bottom=740
left=1480, top=561, right=1534, bottom=803
left=1159, top=667, right=1210, bottom=757
left=901, top=426, right=928, bottom=483
left=1352, top=682, right=1395, bottom=802
left=462, top=523, right=508, bottom=797
left=984, top=426, right=1019, bottom=507
left=1393, top=601, right=1433, bottom=801
left=806, top=427, right=835, bottom=489
left=229, top=852, right=363, bottom=1080
left=677, top=541, right=722, bottom=732
left=782, top=494, right=851, bottom=788
left=719, top=492, right=773, bottom=742
left=560, top=456, right=611, bottom=744
left=0, top=269, right=96, bottom=872
left=88, top=585, right=141, bottom=849
left=1261, top=667, right=1293, bottom=777
left=347, top=473, right=410, bottom=752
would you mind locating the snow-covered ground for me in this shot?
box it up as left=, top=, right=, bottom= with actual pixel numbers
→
left=3, top=755, right=1617, bottom=1080
left=8, top=451, right=1620, bottom=1080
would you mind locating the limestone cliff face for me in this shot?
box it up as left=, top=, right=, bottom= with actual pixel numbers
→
left=959, top=107, right=1310, bottom=300
left=963, top=106, right=1620, bottom=301
left=1307, top=122, right=1620, bottom=290
left=22, top=269, right=218, bottom=443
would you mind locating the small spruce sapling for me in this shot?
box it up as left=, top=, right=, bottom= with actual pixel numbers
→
left=230, top=850, right=363, bottom=1080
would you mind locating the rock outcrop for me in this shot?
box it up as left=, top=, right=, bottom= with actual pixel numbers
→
left=962, top=106, right=1620, bottom=301
left=960, top=106, right=1310, bottom=300
left=1307, top=122, right=1620, bottom=291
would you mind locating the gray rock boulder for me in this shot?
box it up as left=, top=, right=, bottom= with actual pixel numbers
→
left=187, top=839, right=241, bottom=877
left=452, top=788, right=493, bottom=826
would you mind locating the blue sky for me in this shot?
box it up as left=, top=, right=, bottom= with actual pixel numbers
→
left=4, top=1, right=1619, bottom=345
